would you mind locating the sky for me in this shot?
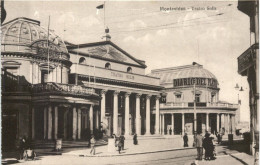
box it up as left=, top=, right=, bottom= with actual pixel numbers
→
left=3, top=0, right=251, bottom=121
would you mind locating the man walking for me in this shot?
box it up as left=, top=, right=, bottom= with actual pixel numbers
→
left=194, top=132, right=204, bottom=160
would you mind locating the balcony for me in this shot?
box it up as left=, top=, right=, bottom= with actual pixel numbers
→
left=238, top=43, right=258, bottom=76
left=160, top=102, right=238, bottom=109
left=2, top=81, right=98, bottom=97
left=31, top=82, right=98, bottom=96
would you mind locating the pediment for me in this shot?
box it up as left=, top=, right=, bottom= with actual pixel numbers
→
left=69, top=42, right=145, bottom=67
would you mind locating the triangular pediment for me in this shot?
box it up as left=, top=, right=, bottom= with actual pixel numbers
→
left=68, top=41, right=146, bottom=68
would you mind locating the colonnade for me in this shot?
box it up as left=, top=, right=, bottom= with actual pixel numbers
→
left=159, top=113, right=236, bottom=135
left=32, top=104, right=98, bottom=140
left=100, top=89, right=160, bottom=136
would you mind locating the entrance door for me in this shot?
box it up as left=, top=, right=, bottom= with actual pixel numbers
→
left=2, top=109, right=18, bottom=151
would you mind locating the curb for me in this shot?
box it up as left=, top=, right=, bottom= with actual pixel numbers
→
left=65, top=147, right=195, bottom=157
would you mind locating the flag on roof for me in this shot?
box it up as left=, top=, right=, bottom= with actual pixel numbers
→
left=96, top=4, right=104, bottom=15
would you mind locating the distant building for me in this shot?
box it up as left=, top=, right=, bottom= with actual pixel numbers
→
left=149, top=62, right=238, bottom=135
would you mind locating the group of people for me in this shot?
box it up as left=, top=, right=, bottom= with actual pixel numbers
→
left=194, top=131, right=222, bottom=161
left=112, top=134, right=126, bottom=154
left=90, top=133, right=139, bottom=155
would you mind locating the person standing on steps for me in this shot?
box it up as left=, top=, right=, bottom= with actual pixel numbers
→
left=183, top=133, right=189, bottom=147
left=133, top=133, right=138, bottom=145
left=90, top=135, right=96, bottom=155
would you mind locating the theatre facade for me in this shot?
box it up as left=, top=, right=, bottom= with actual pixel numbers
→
left=1, top=17, right=162, bottom=151
left=149, top=63, right=239, bottom=136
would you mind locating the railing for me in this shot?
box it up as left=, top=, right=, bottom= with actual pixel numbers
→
left=2, top=81, right=97, bottom=96
left=160, top=102, right=238, bottom=108
left=32, top=82, right=96, bottom=95
left=237, top=43, right=258, bottom=74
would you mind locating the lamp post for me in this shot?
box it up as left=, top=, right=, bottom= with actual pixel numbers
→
left=235, top=83, right=244, bottom=105
left=194, top=83, right=197, bottom=135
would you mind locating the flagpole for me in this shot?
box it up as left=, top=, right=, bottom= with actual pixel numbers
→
left=47, top=16, right=50, bottom=82
left=76, top=44, right=79, bottom=85
left=104, top=1, right=106, bottom=29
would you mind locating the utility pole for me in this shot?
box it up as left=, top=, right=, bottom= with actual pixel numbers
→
left=194, top=83, right=197, bottom=134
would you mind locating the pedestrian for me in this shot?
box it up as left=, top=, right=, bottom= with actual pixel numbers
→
left=194, top=132, right=204, bottom=160
left=169, top=128, right=172, bottom=135
left=133, top=133, right=138, bottom=145
left=118, top=139, right=122, bottom=154
left=90, top=135, right=96, bottom=155
left=119, top=135, right=125, bottom=150
left=183, top=133, right=188, bottom=147
left=216, top=132, right=222, bottom=144
left=203, top=133, right=214, bottom=160
left=19, top=136, right=28, bottom=160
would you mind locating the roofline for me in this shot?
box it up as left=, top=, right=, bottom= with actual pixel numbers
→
left=69, top=50, right=146, bottom=69
left=2, top=17, right=40, bottom=26
left=151, top=64, right=203, bottom=73
left=66, top=40, right=147, bottom=68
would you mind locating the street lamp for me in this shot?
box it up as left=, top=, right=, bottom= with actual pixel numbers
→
left=235, top=83, right=243, bottom=105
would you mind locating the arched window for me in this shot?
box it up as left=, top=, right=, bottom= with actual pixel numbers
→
left=79, top=57, right=86, bottom=64
left=105, top=62, right=111, bottom=69
left=127, top=67, right=132, bottom=73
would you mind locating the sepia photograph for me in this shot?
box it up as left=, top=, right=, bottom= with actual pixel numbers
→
left=1, top=0, right=259, bottom=164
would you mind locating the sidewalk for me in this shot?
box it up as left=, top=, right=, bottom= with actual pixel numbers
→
left=62, top=137, right=195, bottom=157
left=185, top=152, right=254, bottom=165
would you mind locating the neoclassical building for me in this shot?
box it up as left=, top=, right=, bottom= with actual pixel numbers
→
left=1, top=17, right=162, bottom=151
left=149, top=62, right=239, bottom=136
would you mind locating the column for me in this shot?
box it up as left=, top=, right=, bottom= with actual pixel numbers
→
left=227, top=114, right=230, bottom=134
left=57, top=65, right=61, bottom=83
left=217, top=113, right=220, bottom=133
left=171, top=114, right=174, bottom=135
left=72, top=107, right=77, bottom=140
left=159, top=114, right=162, bottom=134
left=54, top=106, right=58, bottom=139
left=37, top=63, right=40, bottom=83
left=145, top=95, right=151, bottom=135
left=135, top=93, right=141, bottom=135
left=124, top=92, right=131, bottom=136
left=113, top=91, right=120, bottom=135
left=89, top=105, right=94, bottom=134
left=44, top=107, right=47, bottom=139
left=206, top=113, right=209, bottom=132
left=100, top=90, right=107, bottom=125
left=228, top=114, right=231, bottom=134
left=224, top=114, right=228, bottom=134
left=231, top=114, right=235, bottom=134
left=162, top=114, right=165, bottom=135
left=31, top=62, right=34, bottom=84
left=32, top=107, right=35, bottom=139
left=48, top=105, right=52, bottom=139
left=220, top=114, right=224, bottom=130
left=77, top=109, right=81, bottom=139
left=155, top=96, right=160, bottom=134
left=95, top=111, right=99, bottom=129
left=182, top=113, right=185, bottom=135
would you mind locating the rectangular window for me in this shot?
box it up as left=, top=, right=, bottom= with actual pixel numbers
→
left=195, top=94, right=200, bottom=103
left=175, top=94, right=181, bottom=102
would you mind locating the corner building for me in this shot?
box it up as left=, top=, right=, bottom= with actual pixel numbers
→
left=1, top=17, right=162, bottom=151
left=149, top=63, right=238, bottom=136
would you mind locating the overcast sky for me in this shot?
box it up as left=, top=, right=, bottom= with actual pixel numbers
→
left=4, top=0, right=251, bottom=121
